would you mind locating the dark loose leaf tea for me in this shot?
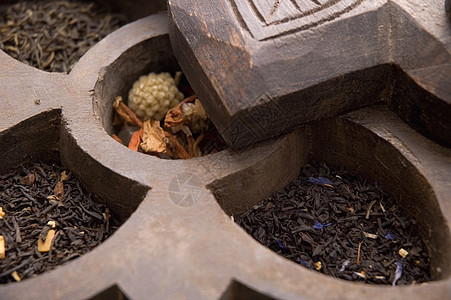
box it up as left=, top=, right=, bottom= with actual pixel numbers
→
left=236, top=162, right=431, bottom=285
left=0, top=0, right=127, bottom=72
left=0, top=162, right=121, bottom=283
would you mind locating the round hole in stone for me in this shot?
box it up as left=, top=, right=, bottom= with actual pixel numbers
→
left=0, top=110, right=147, bottom=284
left=209, top=110, right=451, bottom=284
left=94, top=28, right=227, bottom=159
left=0, top=0, right=165, bottom=73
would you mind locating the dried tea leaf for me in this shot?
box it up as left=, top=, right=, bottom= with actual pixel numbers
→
left=111, top=134, right=124, bottom=145
left=128, top=128, right=143, bottom=152
left=140, top=120, right=166, bottom=154
left=0, top=235, right=5, bottom=259
left=187, top=134, right=196, bottom=157
left=300, top=232, right=314, bottom=248
left=54, top=181, right=64, bottom=201
left=164, top=131, right=191, bottom=159
left=20, top=173, right=35, bottom=186
left=37, top=229, right=56, bottom=252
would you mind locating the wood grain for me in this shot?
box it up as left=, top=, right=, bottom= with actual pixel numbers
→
left=169, top=0, right=451, bottom=148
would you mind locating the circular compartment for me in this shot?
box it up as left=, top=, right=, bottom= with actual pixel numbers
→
left=209, top=107, right=451, bottom=285
left=93, top=34, right=179, bottom=135
left=0, top=0, right=166, bottom=73
left=0, top=111, right=143, bottom=284
left=92, top=22, right=227, bottom=159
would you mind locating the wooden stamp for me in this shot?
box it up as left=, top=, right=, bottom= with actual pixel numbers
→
left=168, top=0, right=451, bottom=148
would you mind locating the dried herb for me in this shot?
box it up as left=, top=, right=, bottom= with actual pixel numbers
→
left=236, top=162, right=431, bottom=285
left=0, top=1, right=127, bottom=72
left=0, top=162, right=121, bottom=284
left=112, top=73, right=227, bottom=159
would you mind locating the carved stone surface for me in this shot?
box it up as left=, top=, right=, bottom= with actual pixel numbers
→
left=168, top=0, right=451, bottom=148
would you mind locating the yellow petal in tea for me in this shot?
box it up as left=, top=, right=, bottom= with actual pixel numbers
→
left=11, top=271, right=21, bottom=282
left=398, top=248, right=409, bottom=258
left=38, top=229, right=56, bottom=252
left=0, top=235, right=5, bottom=259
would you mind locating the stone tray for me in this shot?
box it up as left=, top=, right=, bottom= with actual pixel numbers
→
left=0, top=1, right=450, bottom=299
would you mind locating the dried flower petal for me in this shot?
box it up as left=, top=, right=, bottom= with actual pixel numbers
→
left=313, top=221, right=324, bottom=230
left=308, top=177, right=333, bottom=185
left=140, top=120, right=166, bottom=154
left=385, top=232, right=395, bottom=240
left=165, top=95, right=197, bottom=129
left=165, top=96, right=208, bottom=134
left=0, top=207, right=4, bottom=219
left=275, top=239, right=284, bottom=249
left=37, top=229, right=56, bottom=252
left=0, top=235, right=5, bottom=259
left=313, top=221, right=332, bottom=230
left=392, top=262, right=403, bottom=286
left=398, top=248, right=409, bottom=258
left=296, top=258, right=309, bottom=268
left=181, top=98, right=208, bottom=133
left=11, top=271, right=21, bottom=282
left=128, top=128, right=143, bottom=152
left=354, top=271, right=366, bottom=279
left=339, top=259, right=350, bottom=272
left=363, top=231, right=378, bottom=239
left=47, top=220, right=56, bottom=228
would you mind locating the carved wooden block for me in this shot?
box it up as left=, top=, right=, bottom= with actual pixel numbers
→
left=168, top=0, right=451, bottom=148
left=447, top=0, right=451, bottom=21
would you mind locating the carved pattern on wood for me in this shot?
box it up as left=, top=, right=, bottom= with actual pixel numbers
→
left=231, top=0, right=365, bottom=40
